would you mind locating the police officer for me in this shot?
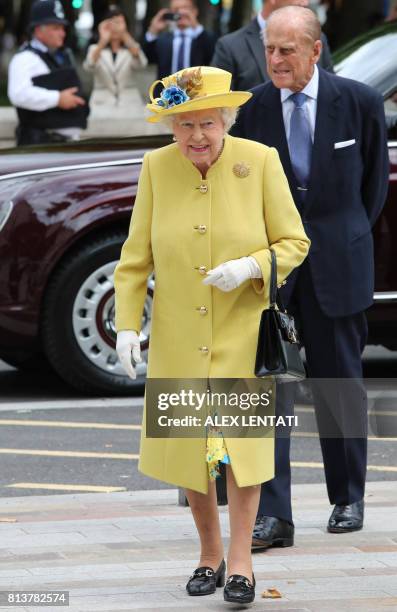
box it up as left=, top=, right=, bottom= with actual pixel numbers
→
left=8, top=0, right=88, bottom=146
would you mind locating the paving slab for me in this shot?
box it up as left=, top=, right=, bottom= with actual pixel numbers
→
left=0, top=481, right=396, bottom=612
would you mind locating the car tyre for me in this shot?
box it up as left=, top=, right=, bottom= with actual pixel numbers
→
left=41, top=233, right=150, bottom=395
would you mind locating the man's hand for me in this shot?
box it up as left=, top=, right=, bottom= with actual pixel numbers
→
left=203, top=256, right=262, bottom=292
left=116, top=330, right=142, bottom=380
left=148, top=8, right=170, bottom=35
left=58, top=87, right=86, bottom=110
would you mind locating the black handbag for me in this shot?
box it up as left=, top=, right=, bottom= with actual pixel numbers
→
left=254, top=249, right=306, bottom=382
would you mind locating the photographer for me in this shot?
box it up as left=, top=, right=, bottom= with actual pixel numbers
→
left=142, top=0, right=215, bottom=80
left=83, top=6, right=147, bottom=119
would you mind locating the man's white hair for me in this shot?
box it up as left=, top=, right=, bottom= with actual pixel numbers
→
left=266, top=5, right=321, bottom=44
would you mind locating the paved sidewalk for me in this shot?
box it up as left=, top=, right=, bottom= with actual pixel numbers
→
left=0, top=482, right=396, bottom=612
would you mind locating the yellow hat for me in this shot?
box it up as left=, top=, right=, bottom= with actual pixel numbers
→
left=146, top=66, right=252, bottom=123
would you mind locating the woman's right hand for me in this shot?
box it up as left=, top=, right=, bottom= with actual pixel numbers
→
left=116, top=330, right=142, bottom=379
left=98, top=19, right=112, bottom=47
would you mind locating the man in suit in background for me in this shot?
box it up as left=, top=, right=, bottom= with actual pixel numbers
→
left=142, top=0, right=215, bottom=81
left=212, top=0, right=333, bottom=90
left=232, top=6, right=388, bottom=548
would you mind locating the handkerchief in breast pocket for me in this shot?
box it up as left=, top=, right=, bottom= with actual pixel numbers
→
left=334, top=139, right=356, bottom=149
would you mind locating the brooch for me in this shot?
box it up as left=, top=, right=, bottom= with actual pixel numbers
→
left=233, top=162, right=250, bottom=178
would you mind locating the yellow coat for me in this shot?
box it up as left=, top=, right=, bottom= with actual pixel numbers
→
left=114, top=135, right=310, bottom=493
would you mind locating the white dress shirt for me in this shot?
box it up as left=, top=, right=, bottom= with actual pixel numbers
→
left=145, top=24, right=204, bottom=73
left=280, top=64, right=319, bottom=143
left=257, top=12, right=266, bottom=33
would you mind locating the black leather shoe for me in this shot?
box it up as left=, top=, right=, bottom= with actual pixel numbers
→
left=252, top=515, right=294, bottom=551
left=328, top=499, right=364, bottom=533
left=186, top=559, right=225, bottom=596
left=224, top=573, right=256, bottom=604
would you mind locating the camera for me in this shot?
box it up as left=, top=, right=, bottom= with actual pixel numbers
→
left=162, top=12, right=181, bottom=21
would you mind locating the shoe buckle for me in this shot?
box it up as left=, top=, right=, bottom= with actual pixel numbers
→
left=205, top=569, right=213, bottom=577
left=244, top=579, right=250, bottom=587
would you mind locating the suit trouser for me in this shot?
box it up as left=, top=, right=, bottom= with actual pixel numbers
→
left=258, top=261, right=368, bottom=523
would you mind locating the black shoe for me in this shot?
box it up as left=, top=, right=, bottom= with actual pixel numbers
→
left=224, top=573, right=256, bottom=604
left=252, top=515, right=294, bottom=551
left=186, top=559, right=225, bottom=596
left=327, top=499, right=364, bottom=533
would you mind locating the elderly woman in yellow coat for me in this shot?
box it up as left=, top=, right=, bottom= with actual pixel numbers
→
left=114, top=66, right=310, bottom=605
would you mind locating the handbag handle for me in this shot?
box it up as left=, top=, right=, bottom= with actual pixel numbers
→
left=269, top=249, right=277, bottom=309
left=269, top=249, right=287, bottom=312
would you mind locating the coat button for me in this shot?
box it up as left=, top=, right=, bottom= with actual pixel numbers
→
left=194, top=224, right=207, bottom=234
left=199, top=184, right=208, bottom=194
left=199, top=346, right=209, bottom=354
left=196, top=306, right=208, bottom=315
left=196, top=265, right=207, bottom=275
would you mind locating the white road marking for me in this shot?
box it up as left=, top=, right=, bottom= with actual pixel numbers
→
left=0, top=419, right=141, bottom=430
left=0, top=448, right=139, bottom=459
left=0, top=398, right=143, bottom=412
left=6, top=482, right=127, bottom=493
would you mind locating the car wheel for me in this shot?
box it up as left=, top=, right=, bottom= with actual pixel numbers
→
left=41, top=233, right=152, bottom=395
left=0, top=351, right=51, bottom=373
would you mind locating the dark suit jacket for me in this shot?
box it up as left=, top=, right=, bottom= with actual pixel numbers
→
left=143, top=30, right=216, bottom=80
left=212, top=18, right=334, bottom=91
left=231, top=68, right=389, bottom=317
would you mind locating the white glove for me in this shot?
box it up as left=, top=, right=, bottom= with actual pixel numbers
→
left=202, top=256, right=262, bottom=292
left=116, top=330, right=142, bottom=380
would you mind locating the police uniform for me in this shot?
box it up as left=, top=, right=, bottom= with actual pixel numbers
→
left=7, top=0, right=88, bottom=146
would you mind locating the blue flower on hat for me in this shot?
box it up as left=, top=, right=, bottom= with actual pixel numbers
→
left=158, top=85, right=189, bottom=109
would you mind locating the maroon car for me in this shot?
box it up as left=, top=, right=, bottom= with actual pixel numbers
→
left=0, top=132, right=395, bottom=395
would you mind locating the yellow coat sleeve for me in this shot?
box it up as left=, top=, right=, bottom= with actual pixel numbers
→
left=250, top=147, right=311, bottom=296
left=114, top=153, right=154, bottom=332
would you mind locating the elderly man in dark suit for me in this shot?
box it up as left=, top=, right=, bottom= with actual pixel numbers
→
left=142, top=0, right=215, bottom=81
left=212, top=0, right=333, bottom=90
left=232, top=6, right=389, bottom=548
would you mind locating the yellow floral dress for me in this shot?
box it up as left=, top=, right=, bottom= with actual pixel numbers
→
left=206, top=414, right=230, bottom=480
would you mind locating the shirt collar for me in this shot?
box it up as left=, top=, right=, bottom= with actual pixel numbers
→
left=257, top=12, right=266, bottom=32
left=174, top=24, right=204, bottom=38
left=281, top=64, right=319, bottom=103
left=30, top=38, right=49, bottom=53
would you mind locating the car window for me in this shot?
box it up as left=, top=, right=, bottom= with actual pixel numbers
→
left=335, top=33, right=397, bottom=98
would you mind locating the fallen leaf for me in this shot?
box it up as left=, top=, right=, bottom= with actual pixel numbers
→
left=262, top=587, right=282, bottom=599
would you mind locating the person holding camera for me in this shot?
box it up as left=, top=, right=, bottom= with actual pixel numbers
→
left=83, top=6, right=147, bottom=120
left=142, top=0, right=216, bottom=80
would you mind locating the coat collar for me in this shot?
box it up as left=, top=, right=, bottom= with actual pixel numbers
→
left=258, top=68, right=341, bottom=212
left=305, top=67, right=341, bottom=212
left=98, top=46, right=131, bottom=74
left=244, top=18, right=267, bottom=82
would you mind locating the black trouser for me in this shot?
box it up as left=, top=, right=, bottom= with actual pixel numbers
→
left=16, top=125, right=70, bottom=146
left=258, top=261, right=368, bottom=523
